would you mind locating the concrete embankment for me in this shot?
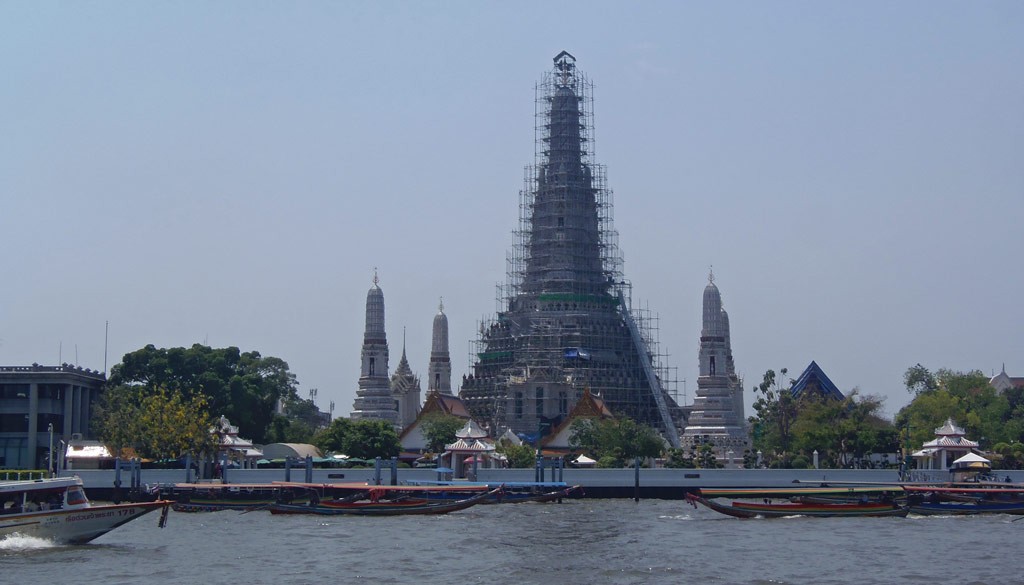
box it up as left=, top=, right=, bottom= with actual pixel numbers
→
left=66, top=467, right=1024, bottom=501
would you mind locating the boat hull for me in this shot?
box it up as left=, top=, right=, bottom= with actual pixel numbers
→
left=0, top=501, right=170, bottom=544
left=686, top=494, right=907, bottom=518
left=908, top=501, right=1024, bottom=516
left=268, top=487, right=499, bottom=516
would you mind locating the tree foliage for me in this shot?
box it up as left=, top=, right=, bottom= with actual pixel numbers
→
left=312, top=418, right=400, bottom=460
left=895, top=365, right=1022, bottom=467
left=96, top=385, right=218, bottom=460
left=749, top=368, right=896, bottom=468
left=749, top=368, right=797, bottom=465
left=569, top=418, right=664, bottom=466
left=108, top=344, right=301, bottom=443
left=496, top=440, right=537, bottom=468
left=789, top=391, right=895, bottom=468
left=903, top=363, right=938, bottom=395
left=265, top=396, right=326, bottom=444
left=662, top=447, right=695, bottom=469
left=419, top=413, right=465, bottom=453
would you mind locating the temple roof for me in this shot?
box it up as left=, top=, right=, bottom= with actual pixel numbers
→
left=790, top=361, right=845, bottom=401
left=455, top=419, right=489, bottom=440
left=541, top=388, right=613, bottom=448
left=390, top=343, right=420, bottom=394
left=935, top=417, right=966, bottom=437
left=420, top=390, right=471, bottom=418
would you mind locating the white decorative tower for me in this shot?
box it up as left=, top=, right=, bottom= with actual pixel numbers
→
left=682, top=270, right=749, bottom=463
left=351, top=271, right=399, bottom=425
left=428, top=298, right=452, bottom=395
left=390, top=329, right=422, bottom=430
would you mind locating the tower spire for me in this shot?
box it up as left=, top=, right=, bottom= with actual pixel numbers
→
left=685, top=273, right=748, bottom=464
left=459, top=53, right=681, bottom=447
left=429, top=295, right=452, bottom=395
left=351, top=273, right=397, bottom=425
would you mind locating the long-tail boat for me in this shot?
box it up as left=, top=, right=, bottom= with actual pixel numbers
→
left=404, top=480, right=581, bottom=503
left=268, top=485, right=500, bottom=516
left=685, top=492, right=908, bottom=519
left=903, top=485, right=1024, bottom=515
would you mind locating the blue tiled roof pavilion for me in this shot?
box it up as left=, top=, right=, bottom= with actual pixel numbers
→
left=790, top=361, right=845, bottom=400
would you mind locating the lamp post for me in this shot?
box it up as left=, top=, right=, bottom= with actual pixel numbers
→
left=47, top=423, right=54, bottom=477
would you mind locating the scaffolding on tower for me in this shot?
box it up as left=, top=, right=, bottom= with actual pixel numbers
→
left=460, top=52, right=683, bottom=447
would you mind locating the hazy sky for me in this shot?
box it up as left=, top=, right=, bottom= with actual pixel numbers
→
left=2, top=2, right=1021, bottom=421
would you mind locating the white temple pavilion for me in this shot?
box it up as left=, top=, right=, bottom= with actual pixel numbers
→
left=911, top=418, right=980, bottom=471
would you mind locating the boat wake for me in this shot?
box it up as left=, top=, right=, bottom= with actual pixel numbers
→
left=0, top=532, right=59, bottom=552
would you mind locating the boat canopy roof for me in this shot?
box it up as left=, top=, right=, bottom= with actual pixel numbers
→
left=0, top=476, right=81, bottom=495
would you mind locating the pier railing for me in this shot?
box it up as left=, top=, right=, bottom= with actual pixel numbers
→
left=0, top=469, right=49, bottom=481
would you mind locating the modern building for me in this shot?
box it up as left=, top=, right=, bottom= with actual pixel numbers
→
left=681, top=272, right=749, bottom=464
left=427, top=299, right=452, bottom=395
left=459, top=52, right=683, bottom=446
left=0, top=364, right=106, bottom=470
left=351, top=272, right=399, bottom=426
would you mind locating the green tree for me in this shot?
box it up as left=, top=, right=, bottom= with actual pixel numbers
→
left=96, top=385, right=218, bottom=460
left=496, top=441, right=537, bottom=468
left=896, top=368, right=1015, bottom=454
left=313, top=417, right=354, bottom=454
left=790, top=391, right=893, bottom=468
left=108, top=344, right=301, bottom=443
left=748, top=368, right=797, bottom=467
left=95, top=385, right=145, bottom=458
left=663, top=447, right=696, bottom=469
left=569, top=418, right=664, bottom=466
left=992, top=442, right=1024, bottom=470
left=266, top=414, right=317, bottom=444
left=904, top=363, right=938, bottom=395
left=344, top=419, right=401, bottom=460
left=419, top=413, right=465, bottom=453
left=694, top=443, right=720, bottom=469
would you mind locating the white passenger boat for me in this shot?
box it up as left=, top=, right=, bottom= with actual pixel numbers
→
left=0, top=476, right=170, bottom=544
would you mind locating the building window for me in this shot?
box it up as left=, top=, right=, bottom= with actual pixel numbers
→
left=559, top=391, right=568, bottom=416
left=369, top=357, right=375, bottom=377
left=514, top=392, right=524, bottom=418
left=434, top=373, right=440, bottom=389
left=557, top=217, right=565, bottom=227
left=710, top=356, right=716, bottom=376
left=535, top=387, right=544, bottom=418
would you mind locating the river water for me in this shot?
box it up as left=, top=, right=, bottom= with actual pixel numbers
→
left=2, top=499, right=1020, bottom=585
